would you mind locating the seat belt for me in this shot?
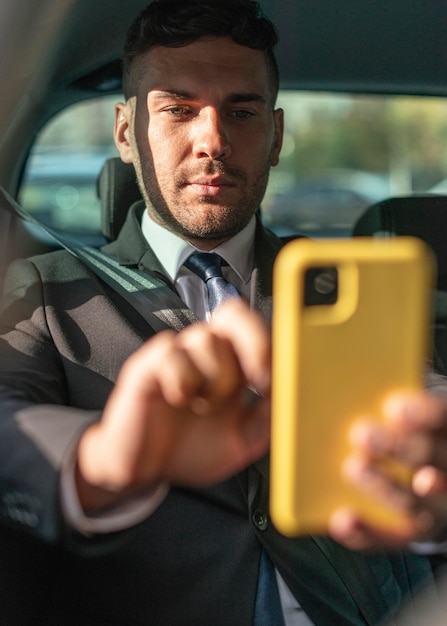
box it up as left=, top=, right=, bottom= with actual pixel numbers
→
left=0, top=187, right=196, bottom=333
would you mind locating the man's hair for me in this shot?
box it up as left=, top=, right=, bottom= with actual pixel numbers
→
left=122, top=0, right=279, bottom=101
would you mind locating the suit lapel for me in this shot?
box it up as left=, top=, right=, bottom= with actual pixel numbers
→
left=102, top=202, right=196, bottom=332
left=250, top=219, right=284, bottom=326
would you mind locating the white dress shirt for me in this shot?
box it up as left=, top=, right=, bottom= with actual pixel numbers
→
left=140, top=209, right=255, bottom=319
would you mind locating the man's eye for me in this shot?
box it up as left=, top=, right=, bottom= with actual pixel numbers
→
left=166, top=106, right=191, bottom=116
left=231, top=110, right=254, bottom=120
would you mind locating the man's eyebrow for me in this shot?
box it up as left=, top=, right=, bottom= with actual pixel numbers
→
left=150, top=90, right=266, bottom=104
left=227, top=93, right=266, bottom=104
left=151, top=90, right=192, bottom=100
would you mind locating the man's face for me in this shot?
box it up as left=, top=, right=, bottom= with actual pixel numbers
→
left=115, top=37, right=283, bottom=249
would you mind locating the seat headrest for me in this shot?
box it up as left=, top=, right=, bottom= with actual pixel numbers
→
left=353, top=194, right=447, bottom=291
left=97, top=157, right=142, bottom=241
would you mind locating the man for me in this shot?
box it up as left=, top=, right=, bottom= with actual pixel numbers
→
left=1, top=0, right=447, bottom=624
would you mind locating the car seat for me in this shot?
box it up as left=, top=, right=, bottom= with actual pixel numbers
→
left=352, top=194, right=447, bottom=374
left=353, top=195, right=447, bottom=281
left=97, top=157, right=142, bottom=241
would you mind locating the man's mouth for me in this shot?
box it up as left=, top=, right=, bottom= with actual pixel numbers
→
left=187, top=176, right=234, bottom=196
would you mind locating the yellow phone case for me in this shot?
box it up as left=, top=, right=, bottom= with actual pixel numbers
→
left=270, top=237, right=435, bottom=536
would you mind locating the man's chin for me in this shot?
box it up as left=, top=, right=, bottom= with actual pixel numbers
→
left=185, top=215, right=252, bottom=240
left=148, top=199, right=255, bottom=242
left=178, top=220, right=250, bottom=245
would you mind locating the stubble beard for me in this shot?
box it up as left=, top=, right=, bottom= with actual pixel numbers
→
left=134, top=154, right=272, bottom=242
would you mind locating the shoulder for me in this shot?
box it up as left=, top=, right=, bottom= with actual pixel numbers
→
left=1, top=250, right=105, bottom=321
left=4, top=249, right=93, bottom=287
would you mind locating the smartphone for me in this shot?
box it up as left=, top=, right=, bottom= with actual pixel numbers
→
left=270, top=237, right=435, bottom=536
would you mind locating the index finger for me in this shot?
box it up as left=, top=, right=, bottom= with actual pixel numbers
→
left=210, top=300, right=271, bottom=396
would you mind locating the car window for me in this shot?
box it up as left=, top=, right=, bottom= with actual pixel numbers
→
left=19, top=97, right=119, bottom=237
left=19, top=92, right=447, bottom=239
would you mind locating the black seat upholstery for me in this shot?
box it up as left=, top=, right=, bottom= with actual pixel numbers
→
left=97, top=157, right=142, bottom=241
left=353, top=194, right=447, bottom=292
left=353, top=194, right=447, bottom=374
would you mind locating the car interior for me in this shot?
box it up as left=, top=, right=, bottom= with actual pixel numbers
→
left=2, top=0, right=447, bottom=617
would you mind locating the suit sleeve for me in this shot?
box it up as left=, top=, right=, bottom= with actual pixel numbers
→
left=0, top=258, right=99, bottom=544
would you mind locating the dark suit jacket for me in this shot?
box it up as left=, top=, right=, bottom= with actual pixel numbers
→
left=0, top=203, right=437, bottom=625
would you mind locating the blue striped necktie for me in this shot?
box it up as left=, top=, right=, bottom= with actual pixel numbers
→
left=184, top=252, right=239, bottom=311
left=254, top=549, right=286, bottom=625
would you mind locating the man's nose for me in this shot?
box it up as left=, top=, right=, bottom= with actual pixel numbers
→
left=192, top=108, right=231, bottom=160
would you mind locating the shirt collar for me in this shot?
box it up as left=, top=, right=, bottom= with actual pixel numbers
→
left=141, top=210, right=256, bottom=284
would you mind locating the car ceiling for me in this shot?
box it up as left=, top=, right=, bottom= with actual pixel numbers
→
left=1, top=0, right=447, bottom=189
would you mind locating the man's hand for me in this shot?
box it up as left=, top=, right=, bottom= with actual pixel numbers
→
left=329, top=390, right=447, bottom=550
left=76, top=300, right=271, bottom=512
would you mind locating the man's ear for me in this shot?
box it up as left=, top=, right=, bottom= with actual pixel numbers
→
left=114, top=102, right=134, bottom=164
left=271, top=108, right=284, bottom=167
